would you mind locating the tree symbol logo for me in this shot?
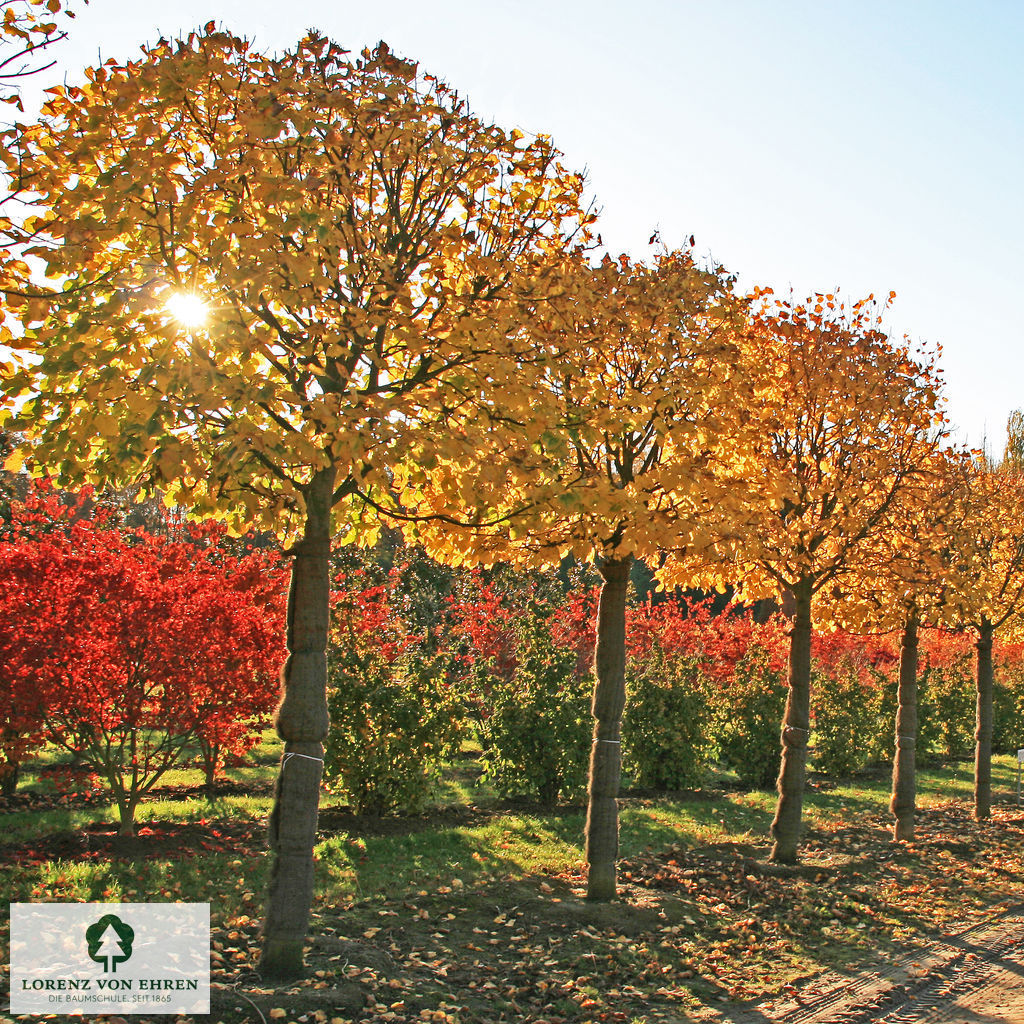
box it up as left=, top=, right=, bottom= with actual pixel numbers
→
left=85, top=914, right=135, bottom=973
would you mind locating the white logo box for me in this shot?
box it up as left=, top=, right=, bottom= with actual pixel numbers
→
left=10, top=902, right=210, bottom=1015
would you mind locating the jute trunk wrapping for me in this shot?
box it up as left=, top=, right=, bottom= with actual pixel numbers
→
left=260, top=467, right=335, bottom=978
left=890, top=610, right=919, bottom=842
left=770, top=578, right=812, bottom=864
left=585, top=555, right=631, bottom=901
left=974, top=616, right=995, bottom=821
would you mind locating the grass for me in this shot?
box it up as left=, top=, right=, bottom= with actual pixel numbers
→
left=2, top=740, right=1023, bottom=1023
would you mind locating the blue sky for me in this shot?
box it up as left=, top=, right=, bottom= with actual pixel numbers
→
left=29, top=0, right=1024, bottom=454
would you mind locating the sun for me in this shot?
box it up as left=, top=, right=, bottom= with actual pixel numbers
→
left=166, top=291, right=210, bottom=328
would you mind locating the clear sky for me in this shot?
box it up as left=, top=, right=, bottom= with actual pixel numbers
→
left=24, top=0, right=1024, bottom=455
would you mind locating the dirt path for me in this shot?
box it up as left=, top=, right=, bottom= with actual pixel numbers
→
left=712, top=906, right=1024, bottom=1024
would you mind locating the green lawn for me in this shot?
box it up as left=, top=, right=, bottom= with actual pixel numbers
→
left=3, top=739, right=1023, bottom=1023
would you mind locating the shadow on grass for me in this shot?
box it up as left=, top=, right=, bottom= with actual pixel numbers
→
left=317, top=821, right=549, bottom=898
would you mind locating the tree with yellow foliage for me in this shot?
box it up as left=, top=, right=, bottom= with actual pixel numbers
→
left=0, top=0, right=78, bottom=104
left=2, top=28, right=593, bottom=975
left=0, top=0, right=80, bottom=354
left=665, top=291, right=946, bottom=862
left=408, top=247, right=751, bottom=899
left=941, top=460, right=1024, bottom=820
left=819, top=446, right=970, bottom=841
left=1003, top=409, right=1024, bottom=474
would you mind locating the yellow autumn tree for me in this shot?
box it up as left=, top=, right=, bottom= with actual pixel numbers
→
left=405, top=246, right=752, bottom=900
left=1003, top=409, right=1024, bottom=474
left=941, top=459, right=1024, bottom=819
left=818, top=444, right=970, bottom=841
left=664, top=290, right=946, bottom=863
left=835, top=442, right=1024, bottom=830
left=0, top=0, right=79, bottom=353
left=1, top=28, right=594, bottom=976
left=0, top=0, right=78, bottom=102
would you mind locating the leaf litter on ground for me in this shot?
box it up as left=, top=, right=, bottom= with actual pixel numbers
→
left=5, top=789, right=1024, bottom=1024
left=195, top=799, right=1024, bottom=1024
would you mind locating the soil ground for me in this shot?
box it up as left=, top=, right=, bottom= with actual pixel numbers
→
left=714, top=907, right=1024, bottom=1024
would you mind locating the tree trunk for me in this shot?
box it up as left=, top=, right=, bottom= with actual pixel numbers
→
left=770, top=577, right=812, bottom=864
left=974, top=616, right=995, bottom=821
left=0, top=757, right=19, bottom=797
left=585, top=555, right=631, bottom=901
left=205, top=754, right=217, bottom=795
left=890, top=609, right=919, bottom=842
left=200, top=739, right=219, bottom=795
left=259, top=466, right=335, bottom=978
left=116, top=792, right=139, bottom=836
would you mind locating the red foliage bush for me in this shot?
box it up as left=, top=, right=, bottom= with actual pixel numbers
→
left=0, top=484, right=286, bottom=826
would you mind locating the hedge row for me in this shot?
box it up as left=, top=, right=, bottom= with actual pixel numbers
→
left=323, top=567, right=1024, bottom=813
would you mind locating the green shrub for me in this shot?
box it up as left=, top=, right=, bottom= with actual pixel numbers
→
left=811, top=652, right=888, bottom=778
left=623, top=650, right=715, bottom=790
left=914, top=664, right=943, bottom=760
left=919, top=644, right=1020, bottom=759
left=992, top=681, right=1016, bottom=755
left=713, top=646, right=787, bottom=790
left=324, top=646, right=463, bottom=816
left=477, top=609, right=592, bottom=807
left=992, top=646, right=1024, bottom=755
left=923, top=656, right=976, bottom=759
left=867, top=665, right=898, bottom=768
